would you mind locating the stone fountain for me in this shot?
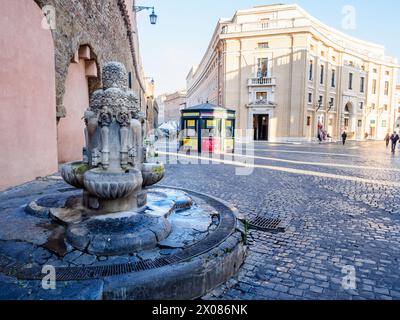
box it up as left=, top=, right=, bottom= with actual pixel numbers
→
left=0, top=62, right=246, bottom=300
left=58, top=62, right=169, bottom=256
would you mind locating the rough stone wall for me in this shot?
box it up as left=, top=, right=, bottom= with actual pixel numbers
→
left=33, top=0, right=144, bottom=118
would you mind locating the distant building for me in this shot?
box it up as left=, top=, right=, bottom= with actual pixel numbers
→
left=163, top=91, right=187, bottom=123
left=186, top=4, right=399, bottom=142
left=156, top=94, right=167, bottom=125
left=0, top=0, right=146, bottom=190
left=395, top=85, right=400, bottom=130
left=145, top=78, right=159, bottom=130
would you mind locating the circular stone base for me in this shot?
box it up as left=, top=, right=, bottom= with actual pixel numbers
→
left=66, top=212, right=171, bottom=256
left=3, top=186, right=247, bottom=300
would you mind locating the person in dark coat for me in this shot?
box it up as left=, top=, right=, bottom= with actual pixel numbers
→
left=341, top=131, right=347, bottom=145
left=390, top=132, right=399, bottom=153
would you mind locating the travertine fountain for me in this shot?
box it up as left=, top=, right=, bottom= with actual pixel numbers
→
left=62, top=62, right=163, bottom=212
left=59, top=62, right=168, bottom=255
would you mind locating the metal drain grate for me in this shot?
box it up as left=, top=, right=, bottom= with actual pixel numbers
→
left=249, top=217, right=284, bottom=232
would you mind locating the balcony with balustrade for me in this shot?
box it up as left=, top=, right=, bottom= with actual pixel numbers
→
left=248, top=77, right=276, bottom=86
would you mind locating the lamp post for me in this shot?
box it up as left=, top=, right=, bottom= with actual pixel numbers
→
left=328, top=100, right=334, bottom=113
left=133, top=5, right=157, bottom=25
left=315, top=97, right=323, bottom=113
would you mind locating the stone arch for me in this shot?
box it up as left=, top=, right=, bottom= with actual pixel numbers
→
left=343, top=101, right=358, bottom=138
left=57, top=44, right=99, bottom=164
left=344, top=101, right=353, bottom=114
left=0, top=0, right=58, bottom=190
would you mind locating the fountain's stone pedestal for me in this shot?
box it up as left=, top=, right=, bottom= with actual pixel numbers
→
left=43, top=189, right=174, bottom=256
left=66, top=212, right=171, bottom=256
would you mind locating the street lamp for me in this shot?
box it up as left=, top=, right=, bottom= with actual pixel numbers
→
left=133, top=5, right=157, bottom=25
left=328, top=100, right=334, bottom=112
left=315, top=97, right=323, bottom=112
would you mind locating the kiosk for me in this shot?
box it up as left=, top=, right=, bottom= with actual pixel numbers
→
left=180, top=103, right=236, bottom=153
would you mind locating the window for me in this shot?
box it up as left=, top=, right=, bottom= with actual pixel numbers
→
left=382, top=120, right=387, bottom=127
left=309, top=60, right=313, bottom=80
left=321, top=51, right=325, bottom=57
left=256, top=92, right=267, bottom=101
left=384, top=104, right=388, bottom=111
left=358, top=120, right=362, bottom=127
left=202, top=119, right=222, bottom=138
left=359, top=102, right=364, bottom=110
left=348, top=73, right=353, bottom=90
left=360, top=77, right=365, bottom=93
left=385, top=71, right=390, bottom=76
left=184, top=119, right=197, bottom=138
left=372, top=79, right=377, bottom=94
left=307, top=116, right=311, bottom=126
left=225, top=120, right=234, bottom=138
left=260, top=18, right=270, bottom=28
left=320, top=65, right=324, bottom=84
left=258, top=42, right=269, bottom=49
left=319, top=95, right=323, bottom=105
left=384, top=81, right=389, bottom=95
left=257, top=58, right=268, bottom=78
left=128, top=72, right=132, bottom=89
left=332, top=56, right=336, bottom=62
left=331, top=69, right=336, bottom=87
left=330, top=97, right=334, bottom=106
left=372, top=103, right=376, bottom=110
left=308, top=93, right=312, bottom=103
left=373, top=68, right=377, bottom=73
left=344, top=118, right=350, bottom=127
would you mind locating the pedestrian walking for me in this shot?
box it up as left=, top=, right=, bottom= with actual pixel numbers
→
left=341, top=131, right=347, bottom=145
left=390, top=132, right=399, bottom=153
left=384, top=132, right=390, bottom=148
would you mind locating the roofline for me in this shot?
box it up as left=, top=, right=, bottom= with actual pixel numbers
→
left=187, top=3, right=399, bottom=91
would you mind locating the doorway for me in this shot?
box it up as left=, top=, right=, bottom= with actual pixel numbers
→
left=253, top=114, right=269, bottom=141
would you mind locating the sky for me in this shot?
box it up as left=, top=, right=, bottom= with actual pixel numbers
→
left=136, top=0, right=400, bottom=96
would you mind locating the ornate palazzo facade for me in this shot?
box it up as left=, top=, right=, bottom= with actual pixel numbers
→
left=186, top=4, right=399, bottom=142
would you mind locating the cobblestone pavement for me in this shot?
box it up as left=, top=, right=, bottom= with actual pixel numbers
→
left=156, top=140, right=400, bottom=300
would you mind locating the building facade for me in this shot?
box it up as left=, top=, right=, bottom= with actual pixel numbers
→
left=145, top=78, right=159, bottom=130
left=156, top=94, right=166, bottom=124
left=395, top=85, right=400, bottom=130
left=186, top=4, right=399, bottom=142
left=162, top=90, right=187, bottom=123
left=0, top=0, right=146, bottom=190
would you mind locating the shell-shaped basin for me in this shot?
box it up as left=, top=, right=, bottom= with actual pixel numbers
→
left=141, top=162, right=165, bottom=188
left=61, top=161, right=90, bottom=189
left=83, top=168, right=142, bottom=200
